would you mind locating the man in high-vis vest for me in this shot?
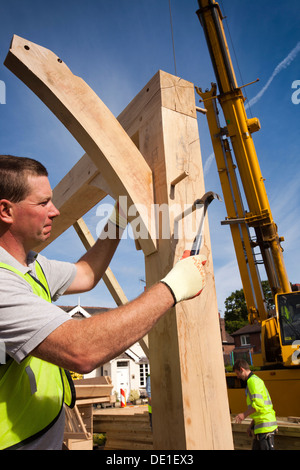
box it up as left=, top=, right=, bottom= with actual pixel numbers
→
left=0, top=155, right=207, bottom=450
left=233, top=359, right=278, bottom=450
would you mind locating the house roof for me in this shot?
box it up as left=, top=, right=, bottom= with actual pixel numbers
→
left=59, top=305, right=110, bottom=317
left=219, top=317, right=234, bottom=344
left=231, top=323, right=261, bottom=336
left=223, top=331, right=235, bottom=344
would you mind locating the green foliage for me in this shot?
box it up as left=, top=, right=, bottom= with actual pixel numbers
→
left=93, top=433, right=106, bottom=446
left=226, top=365, right=261, bottom=372
left=129, top=389, right=140, bottom=402
left=224, top=281, right=274, bottom=334
left=70, top=371, right=83, bottom=380
left=224, top=288, right=248, bottom=334
left=261, top=280, right=275, bottom=311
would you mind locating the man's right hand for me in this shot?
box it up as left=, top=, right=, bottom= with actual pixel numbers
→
left=160, top=254, right=207, bottom=305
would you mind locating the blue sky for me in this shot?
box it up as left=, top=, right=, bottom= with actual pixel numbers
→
left=0, top=0, right=299, bottom=314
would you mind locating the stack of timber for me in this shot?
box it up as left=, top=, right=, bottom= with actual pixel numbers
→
left=232, top=417, right=300, bottom=450
left=74, top=376, right=114, bottom=405
left=94, top=408, right=300, bottom=450
left=64, top=405, right=93, bottom=450
left=93, top=406, right=153, bottom=450
left=64, top=376, right=114, bottom=450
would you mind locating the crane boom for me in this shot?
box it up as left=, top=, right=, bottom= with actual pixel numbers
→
left=196, top=0, right=291, bottom=327
left=194, top=3, right=300, bottom=424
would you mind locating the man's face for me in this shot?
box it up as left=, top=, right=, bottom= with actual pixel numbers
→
left=11, top=175, right=60, bottom=249
left=235, top=368, right=248, bottom=381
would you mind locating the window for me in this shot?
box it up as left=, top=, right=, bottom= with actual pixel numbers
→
left=117, top=361, right=128, bottom=367
left=139, top=363, right=149, bottom=387
left=278, top=293, right=300, bottom=345
left=241, top=334, right=251, bottom=346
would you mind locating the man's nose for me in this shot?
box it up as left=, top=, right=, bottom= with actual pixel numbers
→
left=49, top=201, right=60, bottom=218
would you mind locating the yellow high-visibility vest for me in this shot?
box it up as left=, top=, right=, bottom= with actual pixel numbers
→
left=246, top=373, right=277, bottom=434
left=0, top=261, right=75, bottom=450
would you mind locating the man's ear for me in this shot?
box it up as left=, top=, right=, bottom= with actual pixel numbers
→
left=0, top=199, right=14, bottom=224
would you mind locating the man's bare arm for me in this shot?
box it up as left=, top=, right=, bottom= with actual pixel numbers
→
left=65, top=221, right=122, bottom=294
left=32, top=253, right=207, bottom=374
left=32, top=282, right=174, bottom=374
left=235, top=405, right=256, bottom=424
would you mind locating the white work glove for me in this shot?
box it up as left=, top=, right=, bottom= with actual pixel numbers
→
left=160, top=252, right=207, bottom=305
left=108, top=200, right=128, bottom=230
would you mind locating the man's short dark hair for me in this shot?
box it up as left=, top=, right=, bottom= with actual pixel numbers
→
left=233, top=359, right=250, bottom=372
left=0, top=155, right=48, bottom=203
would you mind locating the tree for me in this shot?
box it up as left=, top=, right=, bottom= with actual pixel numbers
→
left=224, top=288, right=248, bottom=335
left=224, top=281, right=274, bottom=334
left=261, top=280, right=275, bottom=311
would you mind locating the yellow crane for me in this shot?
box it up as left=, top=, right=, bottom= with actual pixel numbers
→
left=195, top=0, right=300, bottom=415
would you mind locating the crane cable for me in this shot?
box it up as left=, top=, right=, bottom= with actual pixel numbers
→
left=219, top=0, right=253, bottom=117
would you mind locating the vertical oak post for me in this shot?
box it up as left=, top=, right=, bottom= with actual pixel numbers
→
left=118, top=71, right=233, bottom=449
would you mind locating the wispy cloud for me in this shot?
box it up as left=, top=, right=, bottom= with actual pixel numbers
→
left=270, top=173, right=300, bottom=252
left=245, top=42, right=300, bottom=109
left=204, top=152, right=215, bottom=176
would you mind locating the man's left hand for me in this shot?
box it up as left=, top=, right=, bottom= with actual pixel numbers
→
left=234, top=413, right=245, bottom=424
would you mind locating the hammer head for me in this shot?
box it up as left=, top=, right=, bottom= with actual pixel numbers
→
left=194, top=191, right=222, bottom=208
left=191, top=191, right=222, bottom=255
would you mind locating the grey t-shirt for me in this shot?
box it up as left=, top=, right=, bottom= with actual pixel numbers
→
left=0, top=247, right=77, bottom=449
left=0, top=247, right=76, bottom=363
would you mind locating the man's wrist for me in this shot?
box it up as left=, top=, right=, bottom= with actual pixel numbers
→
left=160, top=281, right=177, bottom=306
left=107, top=218, right=125, bottom=237
left=109, top=201, right=128, bottom=230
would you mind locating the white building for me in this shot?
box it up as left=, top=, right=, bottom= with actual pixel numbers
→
left=60, top=304, right=150, bottom=401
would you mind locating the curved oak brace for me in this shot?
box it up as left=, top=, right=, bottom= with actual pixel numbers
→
left=4, top=35, right=156, bottom=255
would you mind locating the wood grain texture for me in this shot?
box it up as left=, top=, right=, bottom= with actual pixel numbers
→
left=118, top=71, right=233, bottom=449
